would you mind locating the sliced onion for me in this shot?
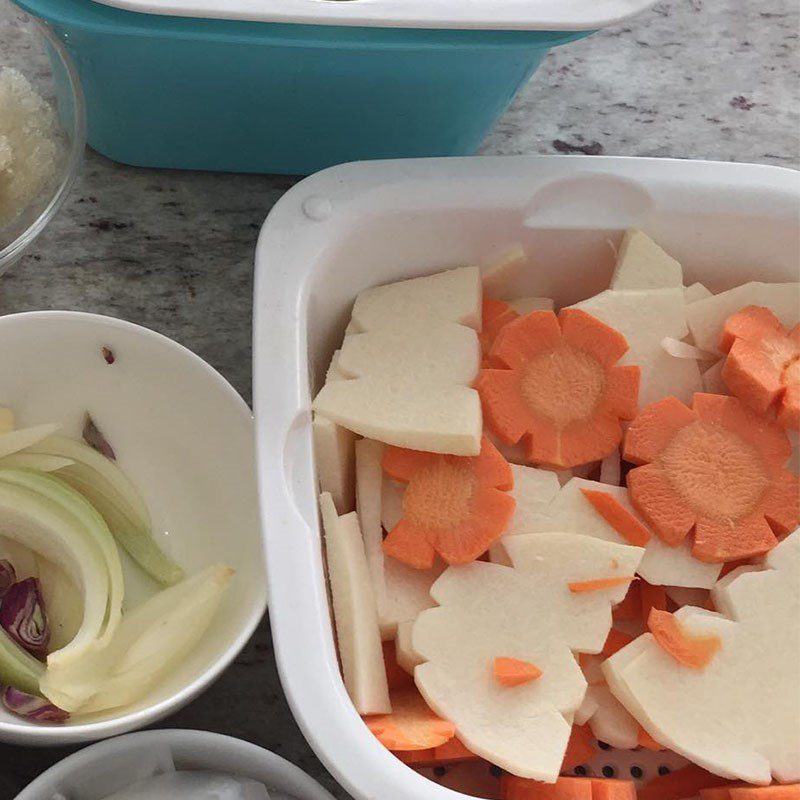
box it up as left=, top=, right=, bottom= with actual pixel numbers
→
left=661, top=337, right=716, bottom=361
left=0, top=578, right=50, bottom=659
left=0, top=560, right=15, bottom=600
left=2, top=686, right=68, bottom=722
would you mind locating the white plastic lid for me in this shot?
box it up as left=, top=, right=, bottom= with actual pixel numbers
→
left=88, top=0, right=658, bottom=31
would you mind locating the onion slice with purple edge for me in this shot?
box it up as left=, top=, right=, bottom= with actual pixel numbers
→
left=2, top=686, right=68, bottom=722
left=0, top=578, right=50, bottom=658
left=0, top=560, right=15, bottom=600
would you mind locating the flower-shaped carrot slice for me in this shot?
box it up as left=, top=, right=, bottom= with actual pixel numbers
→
left=624, top=393, right=799, bottom=562
left=477, top=309, right=640, bottom=469
left=365, top=688, right=456, bottom=751
left=382, top=436, right=515, bottom=569
left=720, top=305, right=800, bottom=430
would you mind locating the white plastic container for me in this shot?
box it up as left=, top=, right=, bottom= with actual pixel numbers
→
left=253, top=156, right=800, bottom=800
left=0, top=312, right=267, bottom=745
left=14, top=729, right=336, bottom=800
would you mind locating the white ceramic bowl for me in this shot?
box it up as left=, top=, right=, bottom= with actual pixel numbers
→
left=14, top=729, right=336, bottom=800
left=0, top=311, right=267, bottom=745
left=252, top=155, right=799, bottom=800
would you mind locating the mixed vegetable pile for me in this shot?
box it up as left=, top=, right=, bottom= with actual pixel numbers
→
left=0, top=408, right=232, bottom=723
left=311, top=231, right=800, bottom=798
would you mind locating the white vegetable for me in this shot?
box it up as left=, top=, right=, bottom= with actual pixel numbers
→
left=481, top=243, right=527, bottom=297
left=0, top=453, right=74, bottom=472
left=0, top=423, right=60, bottom=459
left=661, top=336, right=716, bottom=361
left=508, top=297, right=554, bottom=315
left=102, top=770, right=270, bottom=800
left=610, top=230, right=683, bottom=291
left=312, top=414, right=356, bottom=515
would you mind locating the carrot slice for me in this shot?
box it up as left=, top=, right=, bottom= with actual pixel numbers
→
left=728, top=787, right=800, bottom=800
left=568, top=576, right=635, bottom=593
left=493, top=656, right=543, bottom=687
left=647, top=608, right=721, bottom=669
left=481, top=297, right=520, bottom=364
left=393, top=737, right=477, bottom=766
left=720, top=306, right=800, bottom=429
left=382, top=436, right=515, bottom=569
left=638, top=765, right=733, bottom=800
left=625, top=393, right=798, bottom=562
left=698, top=788, right=735, bottom=800
left=592, top=781, right=637, bottom=800
left=502, top=777, right=635, bottom=800
left=383, top=641, right=414, bottom=691
left=477, top=309, right=639, bottom=469
left=581, top=488, right=652, bottom=546
left=601, top=628, right=634, bottom=658
left=613, top=581, right=641, bottom=621
left=562, top=724, right=597, bottom=770
left=637, top=725, right=664, bottom=751
left=640, top=582, right=668, bottom=625
left=365, top=689, right=455, bottom=751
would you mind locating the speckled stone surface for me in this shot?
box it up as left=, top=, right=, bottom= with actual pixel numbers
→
left=0, top=0, right=797, bottom=797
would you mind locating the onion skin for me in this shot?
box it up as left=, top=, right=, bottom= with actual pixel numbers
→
left=0, top=578, right=50, bottom=659
left=0, top=560, right=15, bottom=600
left=2, top=686, right=68, bottom=722
left=82, top=413, right=116, bottom=461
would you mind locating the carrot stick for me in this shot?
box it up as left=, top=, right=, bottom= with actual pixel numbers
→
left=569, top=576, right=635, bottom=594
left=581, top=488, right=651, bottom=546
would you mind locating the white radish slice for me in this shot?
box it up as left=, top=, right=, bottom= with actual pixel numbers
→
left=610, top=230, right=683, bottom=291
left=599, top=451, right=621, bottom=486
left=702, top=359, right=727, bottom=394
left=664, top=585, right=710, bottom=608
left=380, top=477, right=405, bottom=535
left=313, top=413, right=356, bottom=515
left=325, top=349, right=347, bottom=383
left=395, top=619, right=423, bottom=675
left=684, top=282, right=713, bottom=304
left=661, top=337, right=717, bottom=361
left=508, top=297, right=554, bottom=315
left=481, top=243, right=527, bottom=297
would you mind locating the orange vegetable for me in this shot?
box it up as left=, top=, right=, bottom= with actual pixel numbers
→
left=493, top=656, right=543, bottom=687
left=602, top=628, right=635, bottom=658
left=581, top=488, right=652, bottom=546
left=624, top=393, right=799, bottom=562
left=613, top=581, right=642, bottom=621
left=393, top=737, right=477, bottom=766
left=728, top=787, right=800, bottom=800
left=365, top=689, right=455, bottom=751
left=647, top=608, right=721, bottom=669
left=568, top=576, right=635, bottom=593
left=640, top=582, right=668, bottom=625
left=382, top=436, right=515, bottom=569
left=637, top=725, right=664, bottom=751
left=720, top=305, right=800, bottom=429
left=477, top=309, right=640, bottom=469
left=382, top=641, right=414, bottom=691
left=481, top=297, right=520, bottom=365
left=699, top=787, right=745, bottom=800
left=502, top=777, right=635, bottom=800
left=638, top=765, right=733, bottom=800
left=562, top=724, right=597, bottom=770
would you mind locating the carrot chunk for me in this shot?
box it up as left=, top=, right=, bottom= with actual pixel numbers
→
left=637, top=725, right=664, bottom=751
left=640, top=582, right=668, bottom=625
left=382, top=436, right=515, bottom=569
left=502, top=777, right=635, bottom=800
left=638, top=765, right=733, bottom=800
left=493, top=656, right=543, bottom=687
left=568, top=576, right=635, bottom=593
left=602, top=628, right=635, bottom=658
left=365, top=689, right=455, bottom=751
left=581, top=488, right=652, bottom=546
left=647, top=608, right=721, bottom=669
left=393, top=737, right=476, bottom=766
left=562, top=724, right=597, bottom=770
left=382, top=640, right=414, bottom=691
left=625, top=393, right=799, bottom=562
left=477, top=309, right=640, bottom=469
left=592, top=781, right=637, bottom=800
left=720, top=306, right=800, bottom=430
left=728, top=787, right=800, bottom=800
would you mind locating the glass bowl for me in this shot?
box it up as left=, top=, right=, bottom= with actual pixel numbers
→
left=0, top=0, right=85, bottom=275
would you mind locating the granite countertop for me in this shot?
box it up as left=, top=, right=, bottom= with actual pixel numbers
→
left=1, top=0, right=797, bottom=797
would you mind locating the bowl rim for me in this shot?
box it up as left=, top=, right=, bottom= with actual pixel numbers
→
left=14, top=728, right=336, bottom=800
left=0, top=310, right=267, bottom=745
left=0, top=9, right=86, bottom=272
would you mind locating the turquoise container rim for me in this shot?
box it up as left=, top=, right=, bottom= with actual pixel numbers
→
left=16, top=0, right=594, bottom=46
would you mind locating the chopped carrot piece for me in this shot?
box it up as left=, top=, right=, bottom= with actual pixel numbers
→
left=625, top=393, right=799, bottom=562
left=581, top=488, right=652, bottom=546
left=502, top=776, right=635, bottom=800
left=562, top=724, right=597, bottom=770
left=383, top=641, right=414, bottom=691
left=640, top=582, right=668, bottom=625
left=647, top=608, right=721, bottom=669
left=393, top=737, right=477, bottom=766
left=365, top=689, right=455, bottom=751
left=393, top=748, right=435, bottom=765
left=477, top=309, right=640, bottom=469
left=602, top=628, right=634, bottom=658
left=382, top=436, right=515, bottom=569
left=568, top=576, right=635, bottom=593
left=613, top=581, right=641, bottom=621
left=637, top=725, right=664, bottom=751
left=729, top=787, right=800, bottom=800
left=481, top=297, right=519, bottom=365
left=638, top=765, right=733, bottom=800
left=700, top=787, right=742, bottom=800
left=493, top=656, right=543, bottom=687
left=720, top=306, right=800, bottom=430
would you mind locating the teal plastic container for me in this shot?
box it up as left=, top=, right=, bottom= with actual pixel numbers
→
left=17, top=0, right=590, bottom=175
